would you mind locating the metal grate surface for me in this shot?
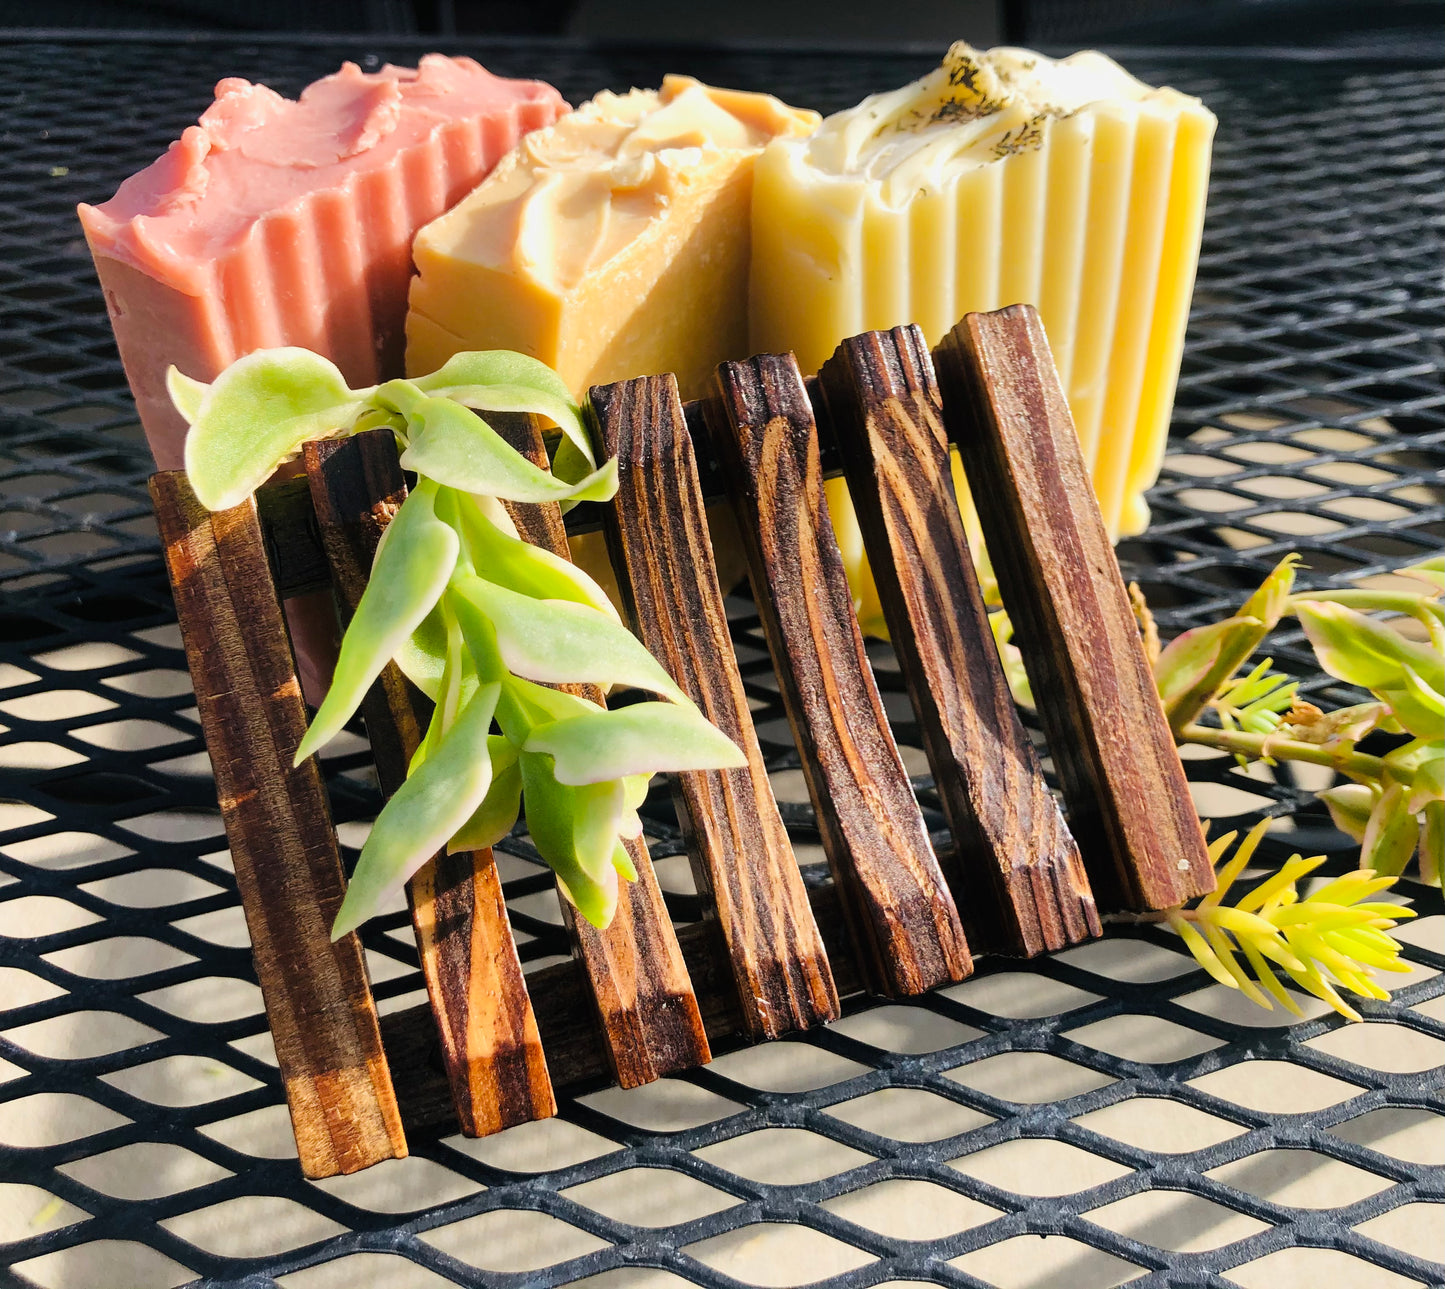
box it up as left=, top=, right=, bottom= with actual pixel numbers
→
left=1, top=33, right=1443, bottom=1289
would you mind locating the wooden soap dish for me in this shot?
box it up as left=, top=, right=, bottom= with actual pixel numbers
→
left=149, top=305, right=1214, bottom=1178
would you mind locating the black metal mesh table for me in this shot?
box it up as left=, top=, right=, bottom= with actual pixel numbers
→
left=0, top=32, right=1442, bottom=1289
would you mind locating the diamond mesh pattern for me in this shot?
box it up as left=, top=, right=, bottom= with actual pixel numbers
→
left=0, top=35, right=1442, bottom=1289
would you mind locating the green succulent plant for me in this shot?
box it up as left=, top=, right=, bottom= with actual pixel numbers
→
left=1139, top=553, right=1439, bottom=1015
left=173, top=347, right=745, bottom=939
left=1153, top=552, right=1442, bottom=886
left=986, top=549, right=1439, bottom=1016
left=1149, top=820, right=1416, bottom=1021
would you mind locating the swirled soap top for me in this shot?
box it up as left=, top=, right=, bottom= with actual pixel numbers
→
left=798, top=43, right=1199, bottom=206
left=416, top=75, right=818, bottom=295
left=80, top=55, right=567, bottom=292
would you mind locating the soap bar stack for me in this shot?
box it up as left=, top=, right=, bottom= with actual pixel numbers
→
left=80, top=55, right=567, bottom=470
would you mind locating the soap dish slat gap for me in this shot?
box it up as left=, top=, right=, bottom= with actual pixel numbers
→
left=815, top=326, right=1099, bottom=956
left=491, top=411, right=712, bottom=1087
left=934, top=305, right=1215, bottom=910
left=149, top=471, right=408, bottom=1177
left=706, top=352, right=973, bottom=996
left=303, top=432, right=557, bottom=1135
left=590, top=373, right=840, bottom=1039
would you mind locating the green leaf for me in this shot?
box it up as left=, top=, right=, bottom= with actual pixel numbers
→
left=522, top=701, right=746, bottom=785
left=1319, top=783, right=1375, bottom=843
left=1360, top=781, right=1420, bottom=878
left=1296, top=600, right=1444, bottom=696
left=988, top=609, right=1034, bottom=709
left=1421, top=801, right=1443, bottom=887
left=1399, top=555, right=1445, bottom=594
left=182, top=349, right=363, bottom=511
left=611, top=839, right=638, bottom=881
left=412, top=345, right=597, bottom=471
left=413, top=349, right=574, bottom=409
left=165, top=367, right=209, bottom=423
left=451, top=492, right=618, bottom=620
left=391, top=386, right=617, bottom=505
left=425, top=381, right=594, bottom=471
left=496, top=675, right=599, bottom=737
left=331, top=682, right=499, bottom=939
left=519, top=752, right=624, bottom=927
left=552, top=434, right=597, bottom=488
left=295, top=482, right=458, bottom=764
left=623, top=772, right=651, bottom=811
left=394, top=604, right=448, bottom=702
left=1407, top=747, right=1445, bottom=813
left=1393, top=665, right=1445, bottom=741
left=1156, top=615, right=1265, bottom=733
left=452, top=572, right=688, bottom=705
left=1239, top=553, right=1302, bottom=631
left=448, top=736, right=522, bottom=852
left=412, top=610, right=480, bottom=774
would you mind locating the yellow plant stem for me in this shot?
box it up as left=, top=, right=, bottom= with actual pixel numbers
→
left=1178, top=722, right=1389, bottom=780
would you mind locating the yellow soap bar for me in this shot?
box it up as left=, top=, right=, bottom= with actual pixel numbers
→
left=751, top=43, right=1215, bottom=629
left=407, top=76, right=817, bottom=603
left=407, top=75, right=818, bottom=400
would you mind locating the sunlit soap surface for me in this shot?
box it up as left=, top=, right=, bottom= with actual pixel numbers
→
left=79, top=55, right=567, bottom=469
left=751, top=42, right=1216, bottom=563
left=406, top=75, right=819, bottom=401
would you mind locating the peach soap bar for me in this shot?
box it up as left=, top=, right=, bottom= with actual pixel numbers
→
left=405, top=75, right=819, bottom=400
left=751, top=43, right=1215, bottom=546
left=80, top=55, right=567, bottom=469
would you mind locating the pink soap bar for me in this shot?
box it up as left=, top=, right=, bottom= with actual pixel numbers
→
left=80, top=55, right=568, bottom=469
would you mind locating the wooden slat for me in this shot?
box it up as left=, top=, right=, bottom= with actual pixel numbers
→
left=590, top=374, right=840, bottom=1039
left=380, top=877, right=866, bottom=1133
left=707, top=353, right=973, bottom=996
left=933, top=305, right=1215, bottom=910
left=490, top=412, right=711, bottom=1087
left=816, top=327, right=1099, bottom=956
left=150, top=471, right=406, bottom=1177
left=303, top=432, right=555, bottom=1135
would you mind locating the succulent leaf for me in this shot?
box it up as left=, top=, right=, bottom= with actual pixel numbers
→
left=295, top=482, right=459, bottom=764
left=331, top=682, right=500, bottom=940
left=180, top=349, right=363, bottom=510
left=453, top=573, right=689, bottom=705
left=522, top=701, right=746, bottom=785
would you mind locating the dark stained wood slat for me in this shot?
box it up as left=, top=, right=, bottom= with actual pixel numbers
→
left=816, top=327, right=1099, bottom=956
left=255, top=474, right=332, bottom=598
left=303, top=433, right=555, bottom=1136
left=381, top=877, right=866, bottom=1133
left=149, top=471, right=406, bottom=1177
left=590, top=374, right=840, bottom=1039
left=490, top=413, right=711, bottom=1087
left=706, top=353, right=973, bottom=996
left=934, top=305, right=1216, bottom=910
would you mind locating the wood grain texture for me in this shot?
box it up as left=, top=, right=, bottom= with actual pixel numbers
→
left=707, top=353, right=972, bottom=996
left=490, top=412, right=711, bottom=1087
left=303, top=432, right=555, bottom=1136
left=933, top=305, right=1215, bottom=910
left=381, top=877, right=866, bottom=1133
left=255, top=474, right=331, bottom=598
left=590, top=374, right=840, bottom=1039
left=816, top=327, right=1099, bottom=956
left=150, top=470, right=406, bottom=1177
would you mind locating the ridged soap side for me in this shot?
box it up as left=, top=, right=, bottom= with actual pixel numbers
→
left=80, top=60, right=567, bottom=471
left=750, top=59, right=1215, bottom=573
